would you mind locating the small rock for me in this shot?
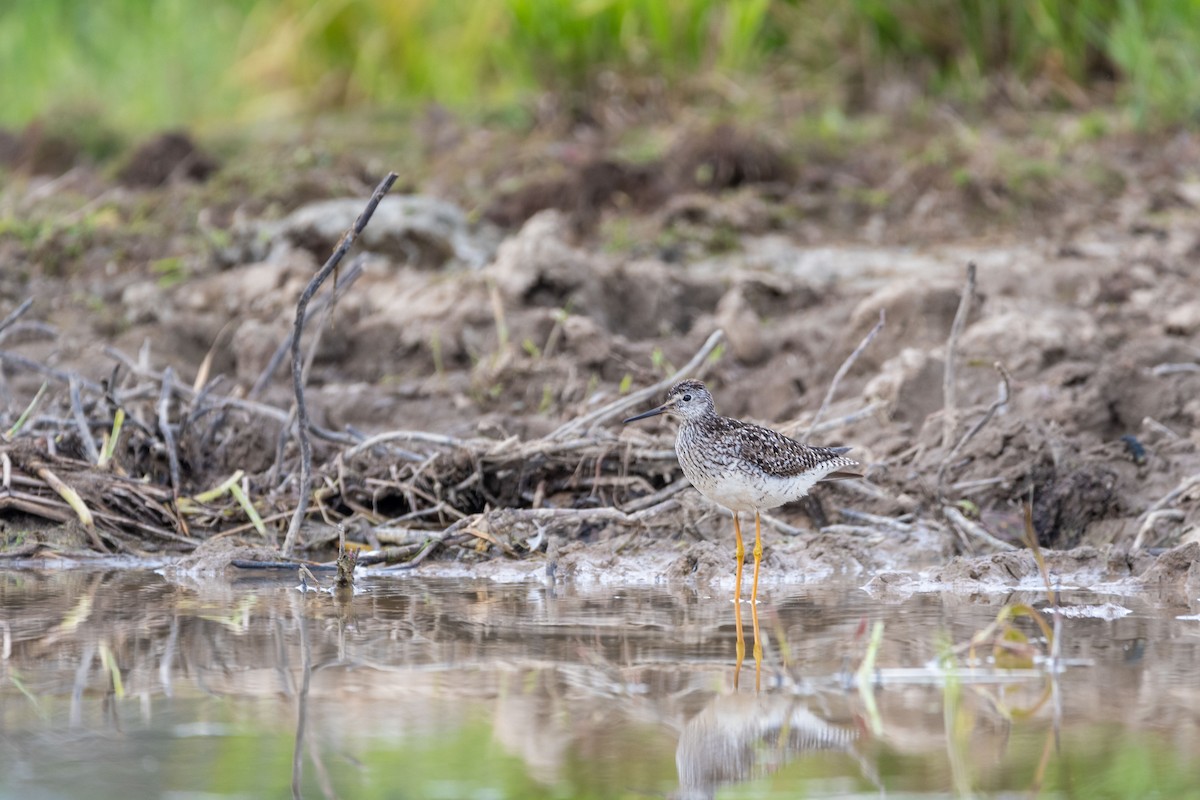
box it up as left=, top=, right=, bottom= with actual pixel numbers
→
left=488, top=210, right=596, bottom=303
left=1164, top=301, right=1200, bottom=336
left=120, top=281, right=166, bottom=325
left=256, top=195, right=497, bottom=269
left=561, top=314, right=611, bottom=367
left=864, top=348, right=945, bottom=426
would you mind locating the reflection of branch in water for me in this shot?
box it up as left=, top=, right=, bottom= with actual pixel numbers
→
left=674, top=693, right=871, bottom=800
left=291, top=596, right=312, bottom=800
left=69, top=639, right=96, bottom=730
left=157, top=615, right=180, bottom=701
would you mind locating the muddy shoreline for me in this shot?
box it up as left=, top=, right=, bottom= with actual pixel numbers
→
left=1, top=119, right=1198, bottom=592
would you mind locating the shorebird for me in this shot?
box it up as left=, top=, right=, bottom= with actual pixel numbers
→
left=624, top=379, right=862, bottom=688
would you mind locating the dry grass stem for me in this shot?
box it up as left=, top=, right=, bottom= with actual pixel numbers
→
left=942, top=263, right=977, bottom=450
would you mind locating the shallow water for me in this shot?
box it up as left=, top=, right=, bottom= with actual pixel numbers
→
left=1, top=566, right=1199, bottom=799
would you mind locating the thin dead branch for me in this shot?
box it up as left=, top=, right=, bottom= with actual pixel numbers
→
left=0, top=298, right=34, bottom=338
left=802, top=309, right=884, bottom=443
left=158, top=367, right=182, bottom=498
left=937, top=361, right=1011, bottom=497
left=102, top=345, right=290, bottom=426
left=803, top=401, right=885, bottom=438
left=1150, top=362, right=1200, bottom=376
left=284, top=173, right=399, bottom=556
left=69, top=376, right=100, bottom=464
left=0, top=350, right=104, bottom=394
left=620, top=476, right=689, bottom=513
left=549, top=329, right=725, bottom=440
left=344, top=430, right=474, bottom=460
left=1131, top=509, right=1186, bottom=552
left=944, top=505, right=1015, bottom=552
left=250, top=254, right=370, bottom=399
left=1125, top=470, right=1200, bottom=551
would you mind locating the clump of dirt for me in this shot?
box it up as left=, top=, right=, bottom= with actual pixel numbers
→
left=482, top=123, right=789, bottom=234
left=1137, top=542, right=1200, bottom=604
left=117, top=130, right=218, bottom=187
left=0, top=120, right=81, bottom=175
left=485, top=157, right=662, bottom=234
left=169, top=536, right=291, bottom=575
left=666, top=124, right=794, bottom=191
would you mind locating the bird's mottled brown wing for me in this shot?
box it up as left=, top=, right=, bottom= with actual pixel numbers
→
left=730, top=419, right=861, bottom=479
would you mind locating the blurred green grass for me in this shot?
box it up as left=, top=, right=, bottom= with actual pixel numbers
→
left=1, top=0, right=1198, bottom=135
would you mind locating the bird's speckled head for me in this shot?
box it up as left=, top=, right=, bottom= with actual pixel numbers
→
left=664, top=380, right=716, bottom=419
left=623, top=379, right=716, bottom=424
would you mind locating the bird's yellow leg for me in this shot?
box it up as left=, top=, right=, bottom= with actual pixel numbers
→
left=733, top=512, right=745, bottom=689
left=752, top=511, right=764, bottom=691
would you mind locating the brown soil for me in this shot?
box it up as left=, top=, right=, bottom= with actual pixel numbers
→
left=1, top=108, right=1198, bottom=587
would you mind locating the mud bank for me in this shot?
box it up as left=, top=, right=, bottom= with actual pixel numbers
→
left=0, top=119, right=1198, bottom=589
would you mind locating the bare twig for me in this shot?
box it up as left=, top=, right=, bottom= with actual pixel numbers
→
left=344, top=430, right=472, bottom=461
left=937, top=361, right=1011, bottom=496
left=950, top=476, right=1006, bottom=494
left=838, top=508, right=914, bottom=531
left=0, top=298, right=34, bottom=338
left=802, top=401, right=884, bottom=439
left=283, top=173, right=398, bottom=556
left=158, top=367, right=182, bottom=499
left=817, top=524, right=888, bottom=538
left=802, top=309, right=884, bottom=443
left=1131, top=509, right=1186, bottom=552
left=1150, top=363, right=1200, bottom=376
left=942, top=262, right=977, bottom=450
left=944, top=505, right=1015, bottom=551
left=1137, top=472, right=1200, bottom=519
left=249, top=255, right=370, bottom=399
left=1130, top=471, right=1200, bottom=551
left=0, top=351, right=104, bottom=394
left=68, top=376, right=100, bottom=464
left=193, top=320, right=238, bottom=394
left=620, top=476, right=690, bottom=513
left=103, top=346, right=290, bottom=423
left=760, top=512, right=805, bottom=536
left=1142, top=416, right=1181, bottom=440
left=553, top=329, right=726, bottom=440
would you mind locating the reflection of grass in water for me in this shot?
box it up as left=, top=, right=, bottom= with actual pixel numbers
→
left=175, top=706, right=675, bottom=799
left=999, top=728, right=1200, bottom=799
left=840, top=727, right=1200, bottom=796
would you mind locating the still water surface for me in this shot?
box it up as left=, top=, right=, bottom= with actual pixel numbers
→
left=1, top=567, right=1199, bottom=799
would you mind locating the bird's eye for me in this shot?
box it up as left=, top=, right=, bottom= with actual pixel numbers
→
left=682, top=394, right=693, bottom=402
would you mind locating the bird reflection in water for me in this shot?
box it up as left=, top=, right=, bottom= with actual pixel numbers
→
left=673, top=692, right=880, bottom=800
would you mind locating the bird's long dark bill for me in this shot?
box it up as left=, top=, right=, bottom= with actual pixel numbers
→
left=623, top=405, right=668, bottom=424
